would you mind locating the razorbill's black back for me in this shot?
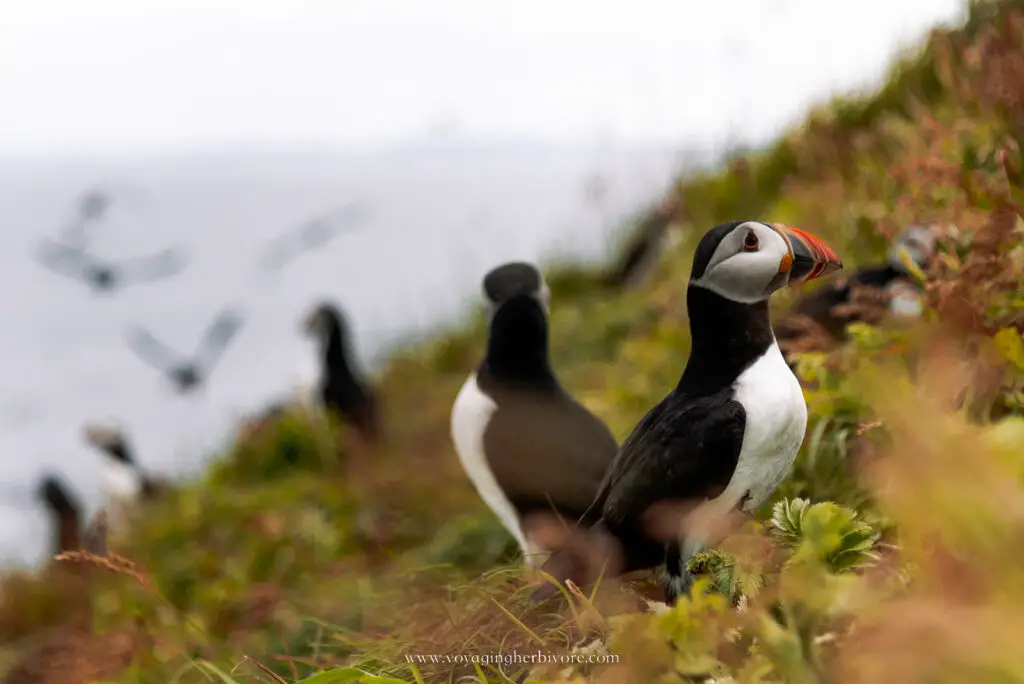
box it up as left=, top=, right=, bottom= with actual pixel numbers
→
left=304, top=302, right=381, bottom=445
left=535, top=221, right=843, bottom=601
left=451, top=262, right=619, bottom=567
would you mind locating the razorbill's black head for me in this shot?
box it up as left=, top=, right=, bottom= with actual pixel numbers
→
left=302, top=301, right=380, bottom=444
left=533, top=221, right=842, bottom=602
left=452, top=261, right=619, bottom=568
left=482, top=261, right=551, bottom=315
left=38, top=474, right=82, bottom=555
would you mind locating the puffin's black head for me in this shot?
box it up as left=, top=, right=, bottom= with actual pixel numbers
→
left=689, top=221, right=843, bottom=303
left=482, top=262, right=550, bottom=316
left=83, top=422, right=132, bottom=463
left=38, top=475, right=79, bottom=518
left=888, top=225, right=937, bottom=275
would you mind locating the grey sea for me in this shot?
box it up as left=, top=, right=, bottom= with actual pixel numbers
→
left=0, top=141, right=685, bottom=568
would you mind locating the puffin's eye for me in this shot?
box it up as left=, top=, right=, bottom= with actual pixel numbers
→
left=743, top=231, right=759, bottom=251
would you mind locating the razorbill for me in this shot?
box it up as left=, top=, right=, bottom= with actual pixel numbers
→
left=303, top=302, right=381, bottom=445
left=534, top=221, right=843, bottom=601
left=126, top=305, right=246, bottom=393
left=450, top=262, right=619, bottom=567
left=35, top=236, right=187, bottom=294
left=776, top=224, right=936, bottom=363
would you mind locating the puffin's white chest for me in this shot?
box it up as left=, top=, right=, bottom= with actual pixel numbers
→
left=728, top=342, right=807, bottom=508
left=681, top=343, right=806, bottom=559
left=450, top=373, right=530, bottom=554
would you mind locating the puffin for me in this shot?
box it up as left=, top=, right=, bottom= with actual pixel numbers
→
left=303, top=302, right=381, bottom=445
left=83, top=422, right=170, bottom=513
left=533, top=221, right=843, bottom=602
left=450, top=262, right=619, bottom=567
left=38, top=475, right=83, bottom=556
left=35, top=236, right=187, bottom=294
left=776, top=225, right=936, bottom=364
left=126, top=305, right=246, bottom=393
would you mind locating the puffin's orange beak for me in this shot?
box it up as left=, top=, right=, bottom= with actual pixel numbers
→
left=774, top=225, right=843, bottom=284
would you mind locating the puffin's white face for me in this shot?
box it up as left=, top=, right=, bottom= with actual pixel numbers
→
left=690, top=221, right=843, bottom=304
left=888, top=225, right=937, bottom=274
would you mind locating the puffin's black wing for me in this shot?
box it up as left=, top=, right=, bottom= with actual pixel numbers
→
left=35, top=236, right=91, bottom=280
left=592, top=392, right=746, bottom=554
left=116, top=246, right=188, bottom=284
left=193, top=307, right=246, bottom=373
left=126, top=327, right=185, bottom=373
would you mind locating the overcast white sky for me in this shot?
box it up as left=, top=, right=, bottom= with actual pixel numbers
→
left=0, top=0, right=966, bottom=156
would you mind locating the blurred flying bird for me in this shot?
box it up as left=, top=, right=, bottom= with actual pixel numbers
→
left=256, top=202, right=370, bottom=274
left=450, top=262, right=619, bottom=567
left=534, top=221, right=843, bottom=603
left=35, top=236, right=187, bottom=294
left=303, top=301, right=380, bottom=445
left=125, top=306, right=246, bottom=393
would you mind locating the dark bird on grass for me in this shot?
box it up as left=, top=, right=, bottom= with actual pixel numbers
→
left=125, top=307, right=245, bottom=393
left=533, top=222, right=843, bottom=603
left=450, top=262, right=619, bottom=567
left=35, top=236, right=187, bottom=294
left=776, top=224, right=937, bottom=364
left=257, top=202, right=370, bottom=274
left=602, top=193, right=681, bottom=291
left=303, top=302, right=381, bottom=445
left=38, top=475, right=83, bottom=557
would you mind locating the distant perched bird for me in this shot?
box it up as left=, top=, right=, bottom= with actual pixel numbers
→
left=35, top=236, right=187, bottom=294
left=303, top=302, right=380, bottom=444
left=451, top=262, right=620, bottom=567
left=534, top=221, right=843, bottom=602
left=602, top=193, right=681, bottom=291
left=83, top=423, right=169, bottom=506
left=126, top=306, right=246, bottom=392
left=776, top=225, right=937, bottom=363
left=257, top=202, right=370, bottom=274
left=38, top=475, right=83, bottom=557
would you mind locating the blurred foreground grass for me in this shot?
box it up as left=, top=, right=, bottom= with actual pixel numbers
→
left=4, top=1, right=1024, bottom=681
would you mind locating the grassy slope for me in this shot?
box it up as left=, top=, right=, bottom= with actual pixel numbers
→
left=4, top=1, right=1024, bottom=681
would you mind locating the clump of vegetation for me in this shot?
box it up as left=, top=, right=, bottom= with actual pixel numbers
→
left=3, top=1, right=1024, bottom=682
